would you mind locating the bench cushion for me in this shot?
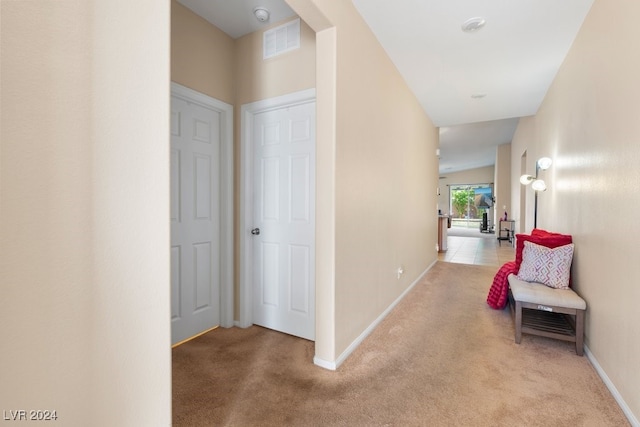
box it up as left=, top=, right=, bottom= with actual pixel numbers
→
left=508, top=274, right=586, bottom=310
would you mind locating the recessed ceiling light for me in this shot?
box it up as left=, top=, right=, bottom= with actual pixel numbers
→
left=471, top=93, right=487, bottom=99
left=461, top=17, right=486, bottom=32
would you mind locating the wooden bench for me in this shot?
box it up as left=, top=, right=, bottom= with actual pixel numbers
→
left=507, top=274, right=586, bottom=356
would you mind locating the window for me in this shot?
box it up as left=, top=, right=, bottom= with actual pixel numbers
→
left=449, top=184, right=493, bottom=228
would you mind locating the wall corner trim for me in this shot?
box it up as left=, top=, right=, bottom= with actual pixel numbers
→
left=313, top=356, right=337, bottom=370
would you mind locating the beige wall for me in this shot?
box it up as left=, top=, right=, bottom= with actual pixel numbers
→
left=494, top=144, right=512, bottom=227
left=511, top=117, right=535, bottom=233
left=171, top=0, right=235, bottom=104
left=293, top=0, right=439, bottom=362
left=511, top=0, right=640, bottom=421
left=438, top=166, right=495, bottom=216
left=173, top=0, right=435, bottom=367
left=171, top=0, right=316, bottom=131
left=333, top=2, right=438, bottom=357
left=172, top=1, right=316, bottom=107
left=235, top=18, right=316, bottom=106
left=439, top=165, right=495, bottom=186
left=174, top=0, right=435, bottom=365
left=1, top=0, right=171, bottom=425
left=11, top=1, right=635, bottom=422
left=171, top=4, right=316, bottom=320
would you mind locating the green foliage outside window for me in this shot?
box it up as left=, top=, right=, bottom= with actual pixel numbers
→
left=451, top=189, right=475, bottom=218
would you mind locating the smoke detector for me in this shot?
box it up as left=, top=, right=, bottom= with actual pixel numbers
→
left=461, top=17, right=486, bottom=32
left=253, top=7, right=270, bottom=23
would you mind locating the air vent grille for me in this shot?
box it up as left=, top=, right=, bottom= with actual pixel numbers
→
left=263, top=18, right=300, bottom=59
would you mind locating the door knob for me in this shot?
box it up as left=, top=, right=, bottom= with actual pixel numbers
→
left=251, top=228, right=260, bottom=235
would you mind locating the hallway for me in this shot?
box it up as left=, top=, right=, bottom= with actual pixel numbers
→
left=438, top=233, right=515, bottom=267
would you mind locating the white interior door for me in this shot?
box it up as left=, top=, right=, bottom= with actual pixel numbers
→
left=250, top=98, right=316, bottom=341
left=170, top=92, right=222, bottom=345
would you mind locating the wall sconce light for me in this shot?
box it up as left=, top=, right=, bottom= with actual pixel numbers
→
left=520, top=157, right=552, bottom=228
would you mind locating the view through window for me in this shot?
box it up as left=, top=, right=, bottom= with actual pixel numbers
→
left=449, top=184, right=493, bottom=229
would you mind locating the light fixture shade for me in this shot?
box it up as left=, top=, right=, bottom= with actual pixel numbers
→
left=532, top=179, right=547, bottom=191
left=461, top=17, right=486, bottom=32
left=520, top=174, right=534, bottom=185
left=537, top=157, right=553, bottom=170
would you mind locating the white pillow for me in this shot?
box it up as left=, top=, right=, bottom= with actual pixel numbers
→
left=517, top=240, right=574, bottom=289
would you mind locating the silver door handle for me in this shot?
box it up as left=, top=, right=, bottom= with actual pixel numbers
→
left=251, top=228, right=260, bottom=235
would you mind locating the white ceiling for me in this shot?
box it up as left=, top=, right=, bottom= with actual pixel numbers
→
left=439, top=118, right=519, bottom=174
left=177, top=0, right=295, bottom=39
left=178, top=0, right=595, bottom=174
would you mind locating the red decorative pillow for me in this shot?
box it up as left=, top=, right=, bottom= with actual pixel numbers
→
left=514, top=232, right=573, bottom=271
left=531, top=228, right=566, bottom=238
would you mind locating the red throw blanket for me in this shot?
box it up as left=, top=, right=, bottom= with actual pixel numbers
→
left=486, top=261, right=518, bottom=309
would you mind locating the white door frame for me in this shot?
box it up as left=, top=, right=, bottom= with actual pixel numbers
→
left=239, top=88, right=316, bottom=328
left=170, top=82, right=234, bottom=328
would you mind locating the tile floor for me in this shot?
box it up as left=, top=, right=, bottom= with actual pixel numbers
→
left=438, top=235, right=516, bottom=267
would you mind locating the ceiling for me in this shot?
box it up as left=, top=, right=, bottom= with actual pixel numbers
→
left=178, top=0, right=595, bottom=174
left=177, top=0, right=295, bottom=39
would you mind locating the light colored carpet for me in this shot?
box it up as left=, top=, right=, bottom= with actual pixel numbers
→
left=172, top=262, right=629, bottom=426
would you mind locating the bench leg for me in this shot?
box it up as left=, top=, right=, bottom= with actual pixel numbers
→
left=575, top=309, right=585, bottom=356
left=515, top=301, right=523, bottom=344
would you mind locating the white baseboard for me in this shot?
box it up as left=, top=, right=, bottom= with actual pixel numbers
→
left=313, top=260, right=437, bottom=371
left=313, top=356, right=336, bottom=370
left=584, top=344, right=639, bottom=427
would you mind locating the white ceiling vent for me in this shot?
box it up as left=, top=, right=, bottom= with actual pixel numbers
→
left=263, top=18, right=300, bottom=59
